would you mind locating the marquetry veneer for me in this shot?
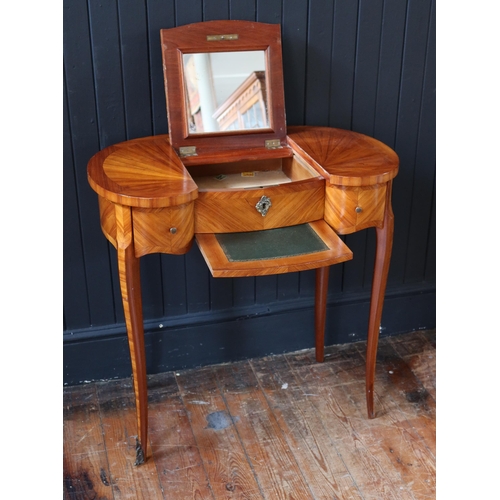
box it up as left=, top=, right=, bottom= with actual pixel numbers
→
left=87, top=20, right=399, bottom=466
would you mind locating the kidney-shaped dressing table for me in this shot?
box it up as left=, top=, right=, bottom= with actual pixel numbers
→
left=87, top=20, right=398, bottom=465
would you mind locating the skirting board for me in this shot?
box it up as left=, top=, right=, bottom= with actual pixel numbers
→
left=63, top=285, right=435, bottom=385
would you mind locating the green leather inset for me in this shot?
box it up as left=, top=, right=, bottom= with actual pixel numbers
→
left=215, top=224, right=328, bottom=262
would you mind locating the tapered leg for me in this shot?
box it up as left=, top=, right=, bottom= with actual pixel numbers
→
left=115, top=205, right=148, bottom=465
left=366, top=183, right=394, bottom=418
left=315, top=266, right=330, bottom=362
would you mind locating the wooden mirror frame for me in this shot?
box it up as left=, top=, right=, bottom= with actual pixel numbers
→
left=160, top=20, right=287, bottom=158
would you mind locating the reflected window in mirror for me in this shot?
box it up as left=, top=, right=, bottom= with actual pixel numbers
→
left=182, top=51, right=268, bottom=134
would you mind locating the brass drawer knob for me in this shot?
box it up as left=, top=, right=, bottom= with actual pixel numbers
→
left=355, top=206, right=363, bottom=213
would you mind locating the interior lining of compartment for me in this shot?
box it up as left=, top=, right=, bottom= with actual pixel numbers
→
left=187, top=155, right=320, bottom=191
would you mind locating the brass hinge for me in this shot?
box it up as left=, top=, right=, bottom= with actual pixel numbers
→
left=178, top=146, right=197, bottom=157
left=265, top=139, right=282, bottom=150
left=207, top=34, right=239, bottom=41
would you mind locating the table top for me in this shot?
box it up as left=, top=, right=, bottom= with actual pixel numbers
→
left=287, top=126, right=399, bottom=187
left=87, top=126, right=399, bottom=208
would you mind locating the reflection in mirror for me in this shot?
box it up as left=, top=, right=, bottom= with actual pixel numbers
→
left=182, top=51, right=268, bottom=134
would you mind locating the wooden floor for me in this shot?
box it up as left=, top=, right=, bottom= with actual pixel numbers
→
left=63, top=330, right=436, bottom=499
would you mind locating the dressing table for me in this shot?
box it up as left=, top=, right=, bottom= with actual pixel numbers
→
left=87, top=20, right=398, bottom=465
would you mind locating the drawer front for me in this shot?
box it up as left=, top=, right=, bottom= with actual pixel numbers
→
left=132, top=202, right=194, bottom=257
left=324, top=184, right=386, bottom=234
left=194, top=179, right=325, bottom=233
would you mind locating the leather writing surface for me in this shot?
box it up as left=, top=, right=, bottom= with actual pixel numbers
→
left=215, top=224, right=328, bottom=262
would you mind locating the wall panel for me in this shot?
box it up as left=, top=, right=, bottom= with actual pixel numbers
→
left=390, top=0, right=433, bottom=284
left=405, top=0, right=436, bottom=283
left=64, top=1, right=116, bottom=328
left=147, top=0, right=174, bottom=135
left=63, top=75, right=91, bottom=329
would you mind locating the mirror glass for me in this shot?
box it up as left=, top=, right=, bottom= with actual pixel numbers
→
left=182, top=50, right=268, bottom=134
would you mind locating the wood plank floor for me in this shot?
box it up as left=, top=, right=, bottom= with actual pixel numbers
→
left=63, top=330, right=436, bottom=499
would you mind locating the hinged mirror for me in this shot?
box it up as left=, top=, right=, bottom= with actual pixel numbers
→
left=160, top=20, right=287, bottom=160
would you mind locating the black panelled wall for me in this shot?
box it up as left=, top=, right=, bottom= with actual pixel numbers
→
left=63, top=0, right=436, bottom=384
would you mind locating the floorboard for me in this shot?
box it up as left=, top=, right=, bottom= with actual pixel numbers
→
left=63, top=330, right=436, bottom=499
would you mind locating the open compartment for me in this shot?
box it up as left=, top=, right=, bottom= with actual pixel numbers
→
left=188, top=154, right=326, bottom=233
left=186, top=153, right=321, bottom=191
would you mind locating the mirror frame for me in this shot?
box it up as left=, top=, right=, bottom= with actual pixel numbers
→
left=160, top=20, right=287, bottom=156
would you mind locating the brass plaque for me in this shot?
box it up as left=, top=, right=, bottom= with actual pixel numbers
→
left=206, top=34, right=239, bottom=41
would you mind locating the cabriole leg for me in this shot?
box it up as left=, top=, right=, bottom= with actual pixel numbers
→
left=115, top=205, right=148, bottom=465
left=366, top=183, right=394, bottom=418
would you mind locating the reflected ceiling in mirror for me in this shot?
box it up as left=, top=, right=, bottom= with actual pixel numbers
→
left=182, top=51, right=268, bottom=134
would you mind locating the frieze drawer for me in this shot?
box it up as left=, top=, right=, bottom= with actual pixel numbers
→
left=188, top=155, right=325, bottom=233
left=324, top=184, right=387, bottom=234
